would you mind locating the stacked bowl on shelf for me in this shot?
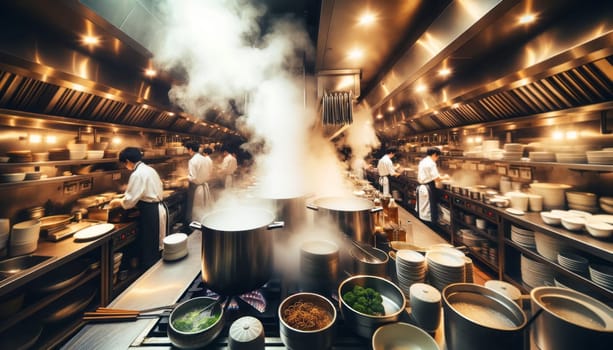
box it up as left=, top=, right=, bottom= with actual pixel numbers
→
left=520, top=254, right=554, bottom=288
left=510, top=225, right=536, bottom=250
left=556, top=251, right=589, bottom=276
left=9, top=219, right=40, bottom=256
left=586, top=149, right=613, bottom=164
left=555, top=152, right=587, bottom=163
left=534, top=231, right=569, bottom=262
left=502, top=143, right=523, bottom=161
left=67, top=143, right=87, bottom=160
left=588, top=264, right=613, bottom=291
left=529, top=151, right=556, bottom=162
left=566, top=191, right=598, bottom=213
left=600, top=196, right=613, bottom=214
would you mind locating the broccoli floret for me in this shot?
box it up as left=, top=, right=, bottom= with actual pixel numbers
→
left=343, top=284, right=386, bottom=316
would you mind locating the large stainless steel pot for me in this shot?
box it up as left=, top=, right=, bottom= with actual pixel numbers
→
left=307, top=197, right=382, bottom=244
left=190, top=207, right=284, bottom=296
left=442, top=283, right=527, bottom=350
left=530, top=286, right=613, bottom=350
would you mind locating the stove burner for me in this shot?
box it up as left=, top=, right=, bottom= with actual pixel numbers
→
left=141, top=274, right=373, bottom=349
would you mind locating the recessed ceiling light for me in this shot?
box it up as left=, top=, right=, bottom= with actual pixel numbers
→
left=145, top=68, right=157, bottom=77
left=358, top=13, right=375, bottom=25
left=438, top=67, right=452, bottom=76
left=387, top=106, right=395, bottom=112
left=376, top=113, right=383, bottom=119
left=348, top=49, right=363, bottom=60
left=518, top=13, right=536, bottom=24
left=82, top=35, right=99, bottom=46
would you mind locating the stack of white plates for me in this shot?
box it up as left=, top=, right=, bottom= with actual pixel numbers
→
left=426, top=248, right=466, bottom=291
left=586, top=150, right=613, bottom=165
left=553, top=273, right=592, bottom=294
left=534, top=231, right=568, bottom=262
left=529, top=151, right=556, bottom=162
left=589, top=264, right=613, bottom=291
left=459, top=229, right=487, bottom=248
left=557, top=251, right=589, bottom=276
left=9, top=219, right=40, bottom=256
left=599, top=197, right=613, bottom=214
left=299, top=240, right=339, bottom=293
left=163, top=233, right=188, bottom=261
left=502, top=151, right=523, bottom=161
left=510, top=225, right=536, bottom=250
left=0, top=173, right=26, bottom=183
left=395, top=249, right=427, bottom=298
left=503, top=143, right=523, bottom=152
left=521, top=254, right=554, bottom=288
left=566, top=191, right=598, bottom=212
left=555, top=152, right=587, bottom=163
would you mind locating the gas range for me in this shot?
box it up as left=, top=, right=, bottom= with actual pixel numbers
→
left=136, top=273, right=372, bottom=349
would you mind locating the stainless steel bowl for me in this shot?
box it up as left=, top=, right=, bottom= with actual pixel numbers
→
left=279, top=292, right=337, bottom=350
left=167, top=297, right=225, bottom=349
left=350, top=246, right=389, bottom=277
left=338, top=275, right=406, bottom=338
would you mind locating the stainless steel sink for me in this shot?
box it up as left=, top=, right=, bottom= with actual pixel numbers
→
left=0, top=255, right=52, bottom=275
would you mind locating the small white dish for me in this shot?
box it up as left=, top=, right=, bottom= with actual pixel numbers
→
left=561, top=216, right=585, bottom=232
left=506, top=208, right=525, bottom=215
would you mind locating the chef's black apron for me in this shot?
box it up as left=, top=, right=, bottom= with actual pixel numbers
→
left=136, top=201, right=162, bottom=268
left=425, top=180, right=439, bottom=224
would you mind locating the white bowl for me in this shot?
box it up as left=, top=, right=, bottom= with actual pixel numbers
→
left=0, top=173, right=26, bottom=183
left=86, top=150, right=104, bottom=159
left=585, top=221, right=613, bottom=238
left=540, top=211, right=562, bottom=225
left=561, top=216, right=585, bottom=231
left=67, top=143, right=87, bottom=151
left=69, top=150, right=87, bottom=160
left=529, top=183, right=571, bottom=210
left=372, top=322, right=440, bottom=350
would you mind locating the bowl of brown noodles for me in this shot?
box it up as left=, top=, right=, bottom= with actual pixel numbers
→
left=278, top=292, right=337, bottom=350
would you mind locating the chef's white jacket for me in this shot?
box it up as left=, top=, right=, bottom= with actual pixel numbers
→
left=416, top=156, right=440, bottom=222
left=120, top=161, right=167, bottom=248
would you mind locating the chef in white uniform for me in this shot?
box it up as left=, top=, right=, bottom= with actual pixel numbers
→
left=220, top=148, right=238, bottom=189
left=416, top=147, right=448, bottom=223
left=110, top=147, right=167, bottom=267
left=185, top=142, right=213, bottom=222
left=377, top=147, right=399, bottom=196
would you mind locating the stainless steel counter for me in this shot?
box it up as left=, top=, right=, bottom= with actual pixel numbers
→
left=61, top=230, right=202, bottom=350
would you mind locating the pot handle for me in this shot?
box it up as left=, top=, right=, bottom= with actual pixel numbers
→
left=189, top=221, right=203, bottom=230
left=371, top=206, right=383, bottom=213
left=268, top=221, right=285, bottom=229
left=306, top=204, right=319, bottom=211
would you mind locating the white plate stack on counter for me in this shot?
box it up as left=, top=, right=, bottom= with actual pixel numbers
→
left=163, top=233, right=189, bottom=261
left=425, top=247, right=466, bottom=291
left=9, top=219, right=40, bottom=256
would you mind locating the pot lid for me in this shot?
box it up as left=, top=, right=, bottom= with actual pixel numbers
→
left=485, top=280, right=521, bottom=301
left=229, top=316, right=264, bottom=343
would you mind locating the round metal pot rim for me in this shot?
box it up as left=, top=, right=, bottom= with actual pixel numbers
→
left=200, top=207, right=277, bottom=231
left=443, top=283, right=527, bottom=331
left=278, top=292, right=337, bottom=334
left=311, top=196, right=376, bottom=212
left=530, top=286, right=613, bottom=332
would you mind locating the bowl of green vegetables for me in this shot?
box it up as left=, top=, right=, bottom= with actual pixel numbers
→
left=167, top=297, right=225, bottom=349
left=338, top=275, right=406, bottom=338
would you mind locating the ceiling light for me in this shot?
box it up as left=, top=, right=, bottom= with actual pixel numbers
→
left=145, top=68, right=157, bottom=77
left=358, top=13, right=375, bottom=25
left=438, top=67, right=452, bottom=76
left=376, top=113, right=383, bottom=119
left=387, top=106, right=395, bottom=112
left=415, top=84, right=427, bottom=93
left=82, top=35, right=100, bottom=46
left=348, top=49, right=363, bottom=60
left=167, top=112, right=175, bottom=116
left=518, top=13, right=536, bottom=24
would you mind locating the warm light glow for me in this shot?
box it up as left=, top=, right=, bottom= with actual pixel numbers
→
left=387, top=105, right=395, bottom=112
left=518, top=13, right=536, bottom=24
left=167, top=112, right=175, bottom=116
left=452, top=103, right=460, bottom=109
left=566, top=131, right=578, bottom=140
left=112, top=136, right=122, bottom=145
left=29, top=134, right=42, bottom=143
left=376, top=114, right=383, bottom=119
left=467, top=137, right=474, bottom=144
left=552, top=131, right=564, bottom=140
left=415, top=84, right=427, bottom=93
left=475, top=136, right=483, bottom=143
left=145, top=68, right=157, bottom=77
left=45, top=135, right=57, bottom=144
left=438, top=67, right=452, bottom=76
left=358, top=13, right=375, bottom=25
left=348, top=48, right=364, bottom=60
left=142, top=104, right=149, bottom=109
left=82, top=35, right=100, bottom=46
